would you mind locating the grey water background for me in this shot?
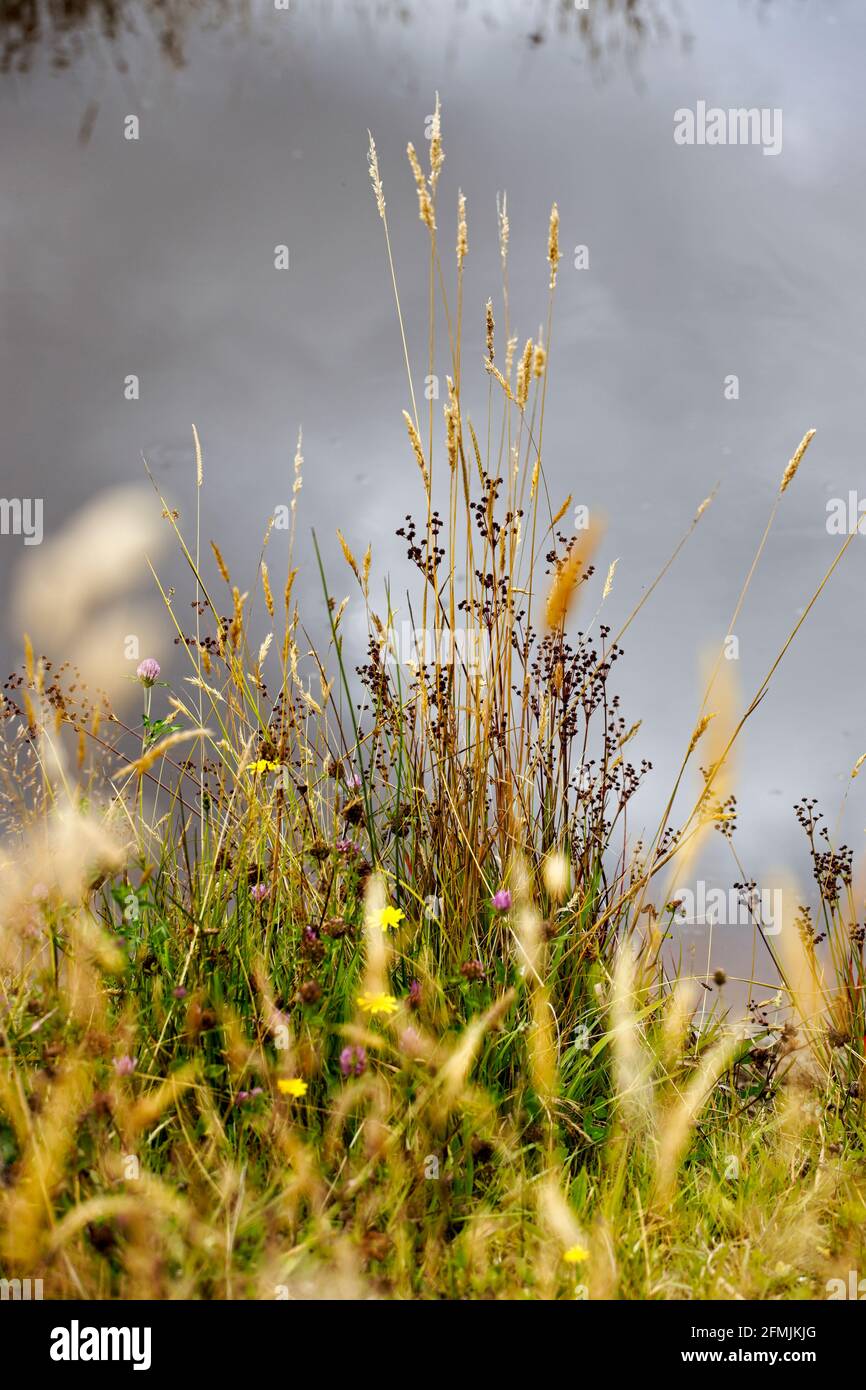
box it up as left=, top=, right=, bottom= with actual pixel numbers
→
left=2, top=0, right=866, bottom=987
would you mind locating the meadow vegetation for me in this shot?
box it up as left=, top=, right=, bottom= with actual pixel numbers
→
left=1, top=100, right=865, bottom=1301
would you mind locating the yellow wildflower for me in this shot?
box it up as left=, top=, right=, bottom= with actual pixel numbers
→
left=375, top=905, right=405, bottom=932
left=277, top=1078, right=308, bottom=1098
left=357, top=992, right=399, bottom=1017
left=563, top=1245, right=590, bottom=1265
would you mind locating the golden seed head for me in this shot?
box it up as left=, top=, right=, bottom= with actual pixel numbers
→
left=687, top=712, right=717, bottom=757
left=602, top=557, right=618, bottom=600
left=210, top=540, right=230, bottom=584
left=337, top=529, right=362, bottom=585
left=445, top=399, right=458, bottom=472
left=542, top=850, right=570, bottom=901
left=544, top=520, right=604, bottom=630
left=367, top=130, right=385, bottom=219
left=456, top=189, right=467, bottom=267
left=429, top=92, right=444, bottom=189
left=192, top=422, right=203, bottom=487
left=779, top=428, right=816, bottom=494
left=402, top=410, right=430, bottom=492
left=261, top=560, right=274, bottom=619
left=407, top=142, right=435, bottom=231
left=497, top=191, right=509, bottom=271
left=229, top=585, right=245, bottom=651
left=484, top=358, right=516, bottom=404
left=530, top=458, right=540, bottom=499
left=284, top=567, right=297, bottom=613
left=516, top=338, right=533, bottom=409
left=292, top=427, right=304, bottom=504
left=547, top=202, right=561, bottom=289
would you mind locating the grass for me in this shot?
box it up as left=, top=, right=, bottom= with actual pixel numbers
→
left=1, top=99, right=865, bottom=1301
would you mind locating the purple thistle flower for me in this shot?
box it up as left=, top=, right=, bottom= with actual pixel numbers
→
left=348, top=771, right=363, bottom=790
left=335, top=838, right=360, bottom=856
left=112, top=1055, right=137, bottom=1077
left=172, top=986, right=188, bottom=999
left=339, top=1045, right=367, bottom=1078
left=250, top=882, right=269, bottom=903
left=136, top=658, right=161, bottom=687
left=408, top=979, right=422, bottom=1009
left=491, top=888, right=512, bottom=912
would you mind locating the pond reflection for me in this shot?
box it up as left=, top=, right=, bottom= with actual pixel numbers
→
left=1, top=0, right=689, bottom=77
